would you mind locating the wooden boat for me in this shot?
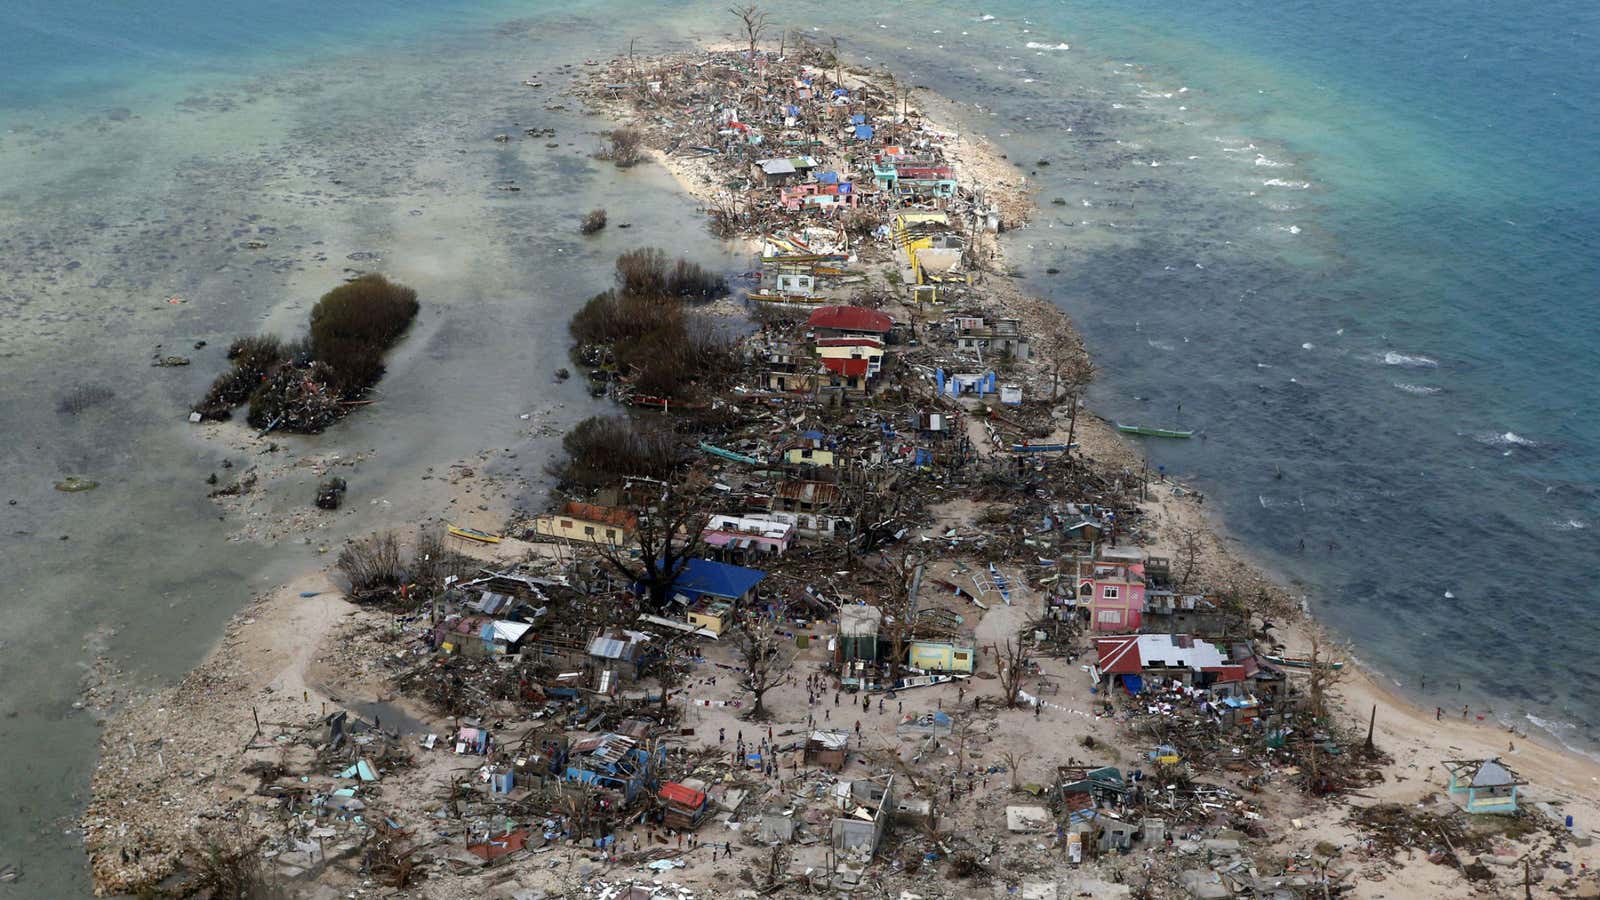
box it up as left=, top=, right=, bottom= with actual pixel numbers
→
left=448, top=525, right=503, bottom=544
left=1116, top=423, right=1195, bottom=439
left=1263, top=654, right=1344, bottom=671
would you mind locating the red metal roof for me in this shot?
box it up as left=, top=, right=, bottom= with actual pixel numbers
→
left=1095, top=636, right=1144, bottom=675
left=807, top=305, right=892, bottom=334
left=558, top=501, right=637, bottom=530
left=822, top=357, right=871, bottom=377
left=659, top=782, right=706, bottom=809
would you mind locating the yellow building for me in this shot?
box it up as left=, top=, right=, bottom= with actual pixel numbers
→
left=686, top=598, right=733, bottom=636
left=907, top=640, right=975, bottom=673
left=784, top=446, right=835, bottom=467
left=531, top=501, right=636, bottom=546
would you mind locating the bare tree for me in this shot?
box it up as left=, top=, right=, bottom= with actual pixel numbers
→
left=1000, top=749, right=1023, bottom=791
left=730, top=4, right=769, bottom=62
left=595, top=479, right=709, bottom=613
left=878, top=552, right=923, bottom=685
left=336, top=531, right=406, bottom=602
left=1043, top=327, right=1096, bottom=452
left=1176, top=526, right=1204, bottom=589
left=995, top=638, right=1029, bottom=708
left=730, top=614, right=795, bottom=719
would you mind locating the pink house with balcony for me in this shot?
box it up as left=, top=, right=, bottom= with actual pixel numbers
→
left=1077, top=559, right=1147, bottom=633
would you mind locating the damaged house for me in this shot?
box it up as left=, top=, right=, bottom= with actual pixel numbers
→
left=831, top=773, right=896, bottom=861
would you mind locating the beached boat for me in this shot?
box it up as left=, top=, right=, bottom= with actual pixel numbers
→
left=1116, top=423, right=1195, bottom=439
left=447, top=525, right=503, bottom=544
left=1263, top=654, right=1344, bottom=671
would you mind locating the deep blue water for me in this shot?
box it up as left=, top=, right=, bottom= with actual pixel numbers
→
left=816, top=0, right=1600, bottom=751
left=2, top=0, right=1598, bottom=891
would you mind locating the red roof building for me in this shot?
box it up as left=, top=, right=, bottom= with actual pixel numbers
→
left=659, top=782, right=707, bottom=810
left=822, top=357, right=871, bottom=377
left=807, top=305, right=892, bottom=336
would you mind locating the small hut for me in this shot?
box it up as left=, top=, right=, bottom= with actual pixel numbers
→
left=1442, top=758, right=1525, bottom=814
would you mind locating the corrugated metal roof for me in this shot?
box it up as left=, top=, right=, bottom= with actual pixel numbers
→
left=807, top=305, right=893, bottom=334
left=589, top=636, right=631, bottom=659
left=659, top=781, right=706, bottom=809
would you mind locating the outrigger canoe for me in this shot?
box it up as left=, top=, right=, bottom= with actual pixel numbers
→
left=1263, top=654, right=1344, bottom=671
left=1116, top=423, right=1195, bottom=439
left=448, top=525, right=503, bottom=544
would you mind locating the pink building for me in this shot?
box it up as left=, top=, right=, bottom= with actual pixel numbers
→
left=1078, top=560, right=1147, bottom=633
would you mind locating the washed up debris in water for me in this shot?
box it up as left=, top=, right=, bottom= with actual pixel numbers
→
left=152, top=355, right=191, bottom=367
left=316, top=477, right=348, bottom=510
left=54, top=476, right=99, bottom=493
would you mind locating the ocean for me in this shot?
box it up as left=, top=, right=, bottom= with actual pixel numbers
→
left=1, top=0, right=1595, bottom=893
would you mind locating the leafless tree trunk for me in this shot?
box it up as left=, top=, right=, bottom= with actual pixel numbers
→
left=1176, top=527, right=1203, bottom=588
left=879, top=552, right=922, bottom=684
left=730, top=5, right=769, bottom=63
left=731, top=615, right=795, bottom=720
left=996, top=639, right=1028, bottom=708
left=594, top=479, right=709, bottom=613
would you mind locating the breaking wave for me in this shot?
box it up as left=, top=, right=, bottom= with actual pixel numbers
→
left=1254, top=154, right=1290, bottom=168
left=1392, top=382, right=1441, bottom=395
left=1525, top=714, right=1600, bottom=764
left=1380, top=351, right=1438, bottom=368
left=1552, top=519, right=1590, bottom=531
left=1472, top=430, right=1536, bottom=448
left=1261, top=178, right=1311, bottom=189
left=1025, top=41, right=1070, bottom=50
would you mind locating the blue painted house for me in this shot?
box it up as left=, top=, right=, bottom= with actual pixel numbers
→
left=563, top=733, right=664, bottom=802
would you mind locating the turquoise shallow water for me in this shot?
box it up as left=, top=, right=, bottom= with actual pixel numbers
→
left=2, top=0, right=1597, bottom=891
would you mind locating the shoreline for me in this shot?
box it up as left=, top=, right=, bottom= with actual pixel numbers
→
left=79, top=39, right=1600, bottom=899
left=618, top=53, right=1600, bottom=788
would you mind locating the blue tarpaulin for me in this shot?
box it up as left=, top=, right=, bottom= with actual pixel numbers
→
left=850, top=114, right=866, bottom=124
left=816, top=170, right=839, bottom=184
left=854, top=124, right=874, bottom=141
left=1121, top=674, right=1145, bottom=695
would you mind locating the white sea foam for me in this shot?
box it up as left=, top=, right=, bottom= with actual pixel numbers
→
left=1525, top=714, right=1600, bottom=763
left=1473, top=430, right=1536, bottom=448
left=1381, top=351, right=1438, bottom=368
left=1025, top=41, right=1070, bottom=50
left=1262, top=178, right=1311, bottom=189
left=1553, top=519, right=1590, bottom=531
left=978, top=13, right=997, bottom=21
left=1146, top=339, right=1175, bottom=351
left=1274, top=224, right=1301, bottom=234
left=1392, top=382, right=1441, bottom=395
left=1253, top=154, right=1290, bottom=168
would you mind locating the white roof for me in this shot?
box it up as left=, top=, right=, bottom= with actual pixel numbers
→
left=706, top=514, right=793, bottom=539
left=1130, top=634, right=1227, bottom=670
left=488, top=620, right=533, bottom=643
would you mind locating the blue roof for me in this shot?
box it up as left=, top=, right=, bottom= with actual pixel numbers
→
left=816, top=170, right=839, bottom=184
left=799, top=429, right=826, bottom=441
left=672, top=558, right=767, bottom=600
